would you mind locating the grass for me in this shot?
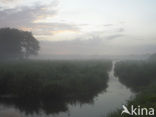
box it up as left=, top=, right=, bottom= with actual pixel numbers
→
left=0, top=60, right=112, bottom=100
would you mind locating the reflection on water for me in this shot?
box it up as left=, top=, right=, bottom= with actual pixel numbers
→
left=0, top=61, right=134, bottom=117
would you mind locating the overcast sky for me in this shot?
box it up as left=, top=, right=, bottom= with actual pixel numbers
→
left=0, top=0, right=156, bottom=56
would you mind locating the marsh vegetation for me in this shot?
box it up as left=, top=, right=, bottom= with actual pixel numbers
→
left=0, top=60, right=114, bottom=116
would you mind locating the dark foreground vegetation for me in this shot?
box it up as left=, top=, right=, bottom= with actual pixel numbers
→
left=107, top=57, right=156, bottom=117
left=0, top=60, right=111, bottom=100
left=0, top=60, right=112, bottom=115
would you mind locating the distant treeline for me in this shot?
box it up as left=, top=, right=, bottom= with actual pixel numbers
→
left=0, top=60, right=112, bottom=100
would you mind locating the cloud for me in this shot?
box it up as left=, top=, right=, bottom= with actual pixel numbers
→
left=0, top=0, right=21, bottom=3
left=107, top=34, right=124, bottom=40
left=0, top=0, right=22, bottom=8
left=33, top=23, right=79, bottom=32
left=0, top=3, right=57, bottom=27
left=0, top=0, right=80, bottom=39
left=103, top=24, right=113, bottom=27
left=4, top=0, right=19, bottom=2
left=0, top=0, right=125, bottom=41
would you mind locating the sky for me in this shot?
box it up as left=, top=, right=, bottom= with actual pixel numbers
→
left=0, top=0, right=156, bottom=56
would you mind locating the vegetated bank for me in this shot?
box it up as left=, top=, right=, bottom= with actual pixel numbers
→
left=107, top=59, right=156, bottom=117
left=0, top=60, right=112, bottom=101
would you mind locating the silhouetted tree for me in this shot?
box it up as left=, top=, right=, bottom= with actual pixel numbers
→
left=0, top=28, right=39, bottom=60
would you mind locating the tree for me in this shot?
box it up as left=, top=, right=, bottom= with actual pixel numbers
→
left=0, top=28, right=39, bottom=60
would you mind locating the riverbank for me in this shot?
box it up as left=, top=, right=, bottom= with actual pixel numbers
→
left=107, top=60, right=156, bottom=117
left=107, top=82, right=156, bottom=117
